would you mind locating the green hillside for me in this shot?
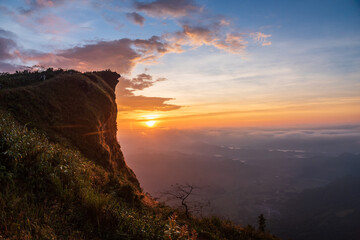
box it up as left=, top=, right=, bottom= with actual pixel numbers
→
left=0, top=69, right=280, bottom=240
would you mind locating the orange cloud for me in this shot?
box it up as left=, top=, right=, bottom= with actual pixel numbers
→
left=251, top=32, right=272, bottom=46
left=213, top=33, right=247, bottom=54
left=165, top=25, right=247, bottom=54
left=182, top=25, right=214, bottom=46
left=117, top=73, right=181, bottom=112
left=117, top=95, right=181, bottom=111
left=262, top=41, right=272, bottom=46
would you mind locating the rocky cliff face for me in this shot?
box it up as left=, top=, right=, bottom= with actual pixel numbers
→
left=0, top=70, right=139, bottom=187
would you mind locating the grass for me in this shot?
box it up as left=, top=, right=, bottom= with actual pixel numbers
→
left=0, top=111, right=160, bottom=239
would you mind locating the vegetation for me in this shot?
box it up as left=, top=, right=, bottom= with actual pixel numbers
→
left=0, top=70, right=280, bottom=239
left=0, top=68, right=69, bottom=89
left=258, top=214, right=266, bottom=233
left=161, top=183, right=199, bottom=219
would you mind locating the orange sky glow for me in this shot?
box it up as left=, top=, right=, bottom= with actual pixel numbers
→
left=117, top=97, right=360, bottom=129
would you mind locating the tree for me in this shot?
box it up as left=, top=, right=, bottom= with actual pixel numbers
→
left=258, top=213, right=266, bottom=232
left=161, top=183, right=198, bottom=219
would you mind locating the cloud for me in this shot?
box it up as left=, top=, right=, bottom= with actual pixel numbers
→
left=181, top=25, right=214, bottom=46
left=0, top=37, right=17, bottom=60
left=126, top=12, right=145, bottom=26
left=134, top=0, right=200, bottom=18
left=133, top=36, right=171, bottom=55
left=0, top=62, right=19, bottom=72
left=251, top=32, right=272, bottom=46
left=133, top=1, right=271, bottom=53
left=1, top=0, right=271, bottom=73
left=132, top=1, right=265, bottom=54
left=14, top=24, right=269, bottom=74
left=1, top=3, right=77, bottom=37
left=0, top=28, right=16, bottom=39
left=56, top=39, right=139, bottom=73
left=0, top=29, right=19, bottom=72
left=19, top=35, right=179, bottom=74
left=164, top=24, right=247, bottom=54
left=19, top=0, right=67, bottom=15
left=1, top=0, right=272, bottom=76
left=31, top=0, right=64, bottom=8
left=117, top=73, right=181, bottom=112
left=16, top=40, right=136, bottom=73
left=120, top=73, right=166, bottom=90
left=36, top=13, right=73, bottom=34
left=117, top=95, right=181, bottom=111
left=214, top=33, right=247, bottom=53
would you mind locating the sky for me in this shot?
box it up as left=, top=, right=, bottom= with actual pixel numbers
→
left=1, top=0, right=359, bottom=130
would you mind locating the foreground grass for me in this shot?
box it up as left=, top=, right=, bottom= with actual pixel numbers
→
left=0, top=111, right=170, bottom=239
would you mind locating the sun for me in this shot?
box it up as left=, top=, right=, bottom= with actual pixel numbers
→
left=145, top=120, right=156, bottom=127
left=142, top=114, right=159, bottom=128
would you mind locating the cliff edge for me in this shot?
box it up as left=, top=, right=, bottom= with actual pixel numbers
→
left=0, top=69, right=139, bottom=187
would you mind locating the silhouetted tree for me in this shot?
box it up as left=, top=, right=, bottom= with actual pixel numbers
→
left=161, top=183, right=199, bottom=219
left=258, top=213, right=266, bottom=232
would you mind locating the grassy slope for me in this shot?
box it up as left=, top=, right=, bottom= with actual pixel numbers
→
left=0, top=70, right=280, bottom=240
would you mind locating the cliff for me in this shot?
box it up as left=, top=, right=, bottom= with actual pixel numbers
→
left=0, top=70, right=139, bottom=187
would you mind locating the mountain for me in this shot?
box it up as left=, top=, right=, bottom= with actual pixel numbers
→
left=0, top=69, right=279, bottom=240
left=0, top=69, right=136, bottom=175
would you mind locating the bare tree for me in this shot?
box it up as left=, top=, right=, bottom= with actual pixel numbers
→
left=161, top=183, right=199, bottom=219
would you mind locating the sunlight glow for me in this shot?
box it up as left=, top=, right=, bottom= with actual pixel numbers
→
left=145, top=120, right=156, bottom=127
left=143, top=114, right=158, bottom=120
